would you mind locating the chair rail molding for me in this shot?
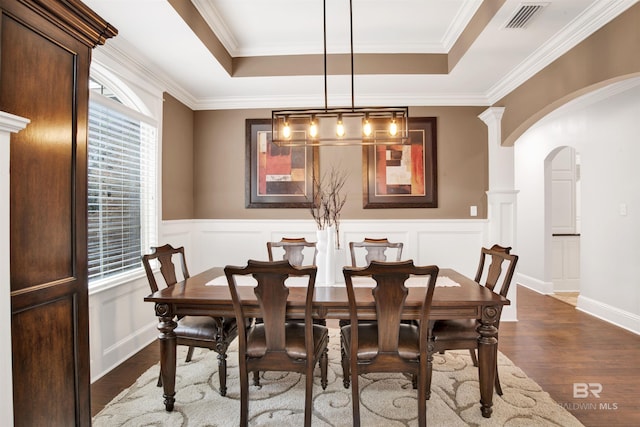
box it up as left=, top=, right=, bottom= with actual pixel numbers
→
left=1, top=111, right=30, bottom=427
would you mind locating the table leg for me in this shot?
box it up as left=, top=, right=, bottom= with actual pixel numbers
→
left=156, top=303, right=177, bottom=411
left=477, top=305, right=500, bottom=418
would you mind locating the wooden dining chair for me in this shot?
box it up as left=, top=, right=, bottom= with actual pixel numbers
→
left=267, top=237, right=317, bottom=266
left=141, top=244, right=239, bottom=396
left=224, top=260, right=329, bottom=427
left=430, top=244, right=518, bottom=396
left=264, top=236, right=323, bottom=386
left=341, top=260, right=439, bottom=427
left=349, top=237, right=403, bottom=267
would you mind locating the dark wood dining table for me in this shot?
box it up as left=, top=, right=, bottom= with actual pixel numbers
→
left=145, top=266, right=509, bottom=418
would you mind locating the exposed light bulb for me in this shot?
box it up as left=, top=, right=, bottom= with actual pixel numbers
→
left=389, top=119, right=398, bottom=137
left=283, top=119, right=291, bottom=139
left=309, top=117, right=318, bottom=138
left=362, top=118, right=372, bottom=137
left=336, top=115, right=345, bottom=137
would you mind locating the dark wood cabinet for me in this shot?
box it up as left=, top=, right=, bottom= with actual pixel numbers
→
left=0, top=0, right=115, bottom=425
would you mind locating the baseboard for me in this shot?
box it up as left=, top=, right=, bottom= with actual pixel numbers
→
left=91, top=322, right=157, bottom=383
left=577, top=295, right=640, bottom=336
left=515, top=273, right=554, bottom=294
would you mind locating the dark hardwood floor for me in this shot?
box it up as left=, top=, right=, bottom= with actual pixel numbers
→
left=91, top=286, right=640, bottom=425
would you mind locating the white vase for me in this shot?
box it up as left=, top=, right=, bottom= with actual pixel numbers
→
left=325, top=225, right=336, bottom=285
left=316, top=228, right=328, bottom=285
left=316, top=226, right=336, bottom=286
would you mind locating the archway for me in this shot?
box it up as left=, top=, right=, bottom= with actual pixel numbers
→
left=514, top=77, right=640, bottom=333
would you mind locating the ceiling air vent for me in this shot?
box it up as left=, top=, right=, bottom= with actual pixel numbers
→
left=504, top=3, right=547, bottom=29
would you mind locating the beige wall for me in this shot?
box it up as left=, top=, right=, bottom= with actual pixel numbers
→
left=497, top=2, right=640, bottom=146
left=192, top=106, right=488, bottom=220
left=162, top=92, right=194, bottom=220
left=162, top=3, right=640, bottom=221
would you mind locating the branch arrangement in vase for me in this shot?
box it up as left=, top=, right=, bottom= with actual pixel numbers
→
left=309, top=166, right=348, bottom=248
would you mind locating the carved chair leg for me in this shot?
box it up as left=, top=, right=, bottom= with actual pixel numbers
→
left=320, top=347, right=328, bottom=390
left=218, top=352, right=228, bottom=396
left=157, top=372, right=162, bottom=387
left=185, top=346, right=195, bottom=363
left=339, top=319, right=350, bottom=388
left=340, top=341, right=350, bottom=388
left=426, top=340, right=434, bottom=400
left=253, top=370, right=261, bottom=386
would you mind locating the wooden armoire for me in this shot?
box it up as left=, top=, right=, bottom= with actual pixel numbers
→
left=0, top=0, right=116, bottom=425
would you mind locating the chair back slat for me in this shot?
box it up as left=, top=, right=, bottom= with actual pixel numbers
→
left=225, top=260, right=318, bottom=355
left=371, top=273, right=410, bottom=352
left=141, top=244, right=190, bottom=293
left=343, top=260, right=439, bottom=359
left=474, top=244, right=518, bottom=297
left=267, top=237, right=317, bottom=266
left=349, top=238, right=403, bottom=267
left=254, top=273, right=290, bottom=351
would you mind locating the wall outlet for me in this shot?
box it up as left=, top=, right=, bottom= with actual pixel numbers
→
left=470, top=205, right=478, bottom=217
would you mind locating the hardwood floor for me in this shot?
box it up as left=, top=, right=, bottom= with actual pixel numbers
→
left=498, top=286, right=640, bottom=426
left=91, top=286, right=640, bottom=425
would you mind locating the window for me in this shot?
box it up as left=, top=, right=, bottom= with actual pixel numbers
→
left=88, top=78, right=157, bottom=284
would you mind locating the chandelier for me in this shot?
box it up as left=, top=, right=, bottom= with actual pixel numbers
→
left=271, top=0, right=409, bottom=147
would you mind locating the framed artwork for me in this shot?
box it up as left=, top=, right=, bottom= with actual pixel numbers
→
left=245, top=119, right=318, bottom=208
left=363, top=117, right=437, bottom=208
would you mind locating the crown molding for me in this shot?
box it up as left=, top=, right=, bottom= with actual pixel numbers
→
left=94, top=38, right=198, bottom=110
left=95, top=0, right=636, bottom=111
left=191, top=0, right=239, bottom=54
left=193, top=93, right=490, bottom=110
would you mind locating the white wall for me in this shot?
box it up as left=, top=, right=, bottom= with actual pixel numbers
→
left=515, top=78, right=640, bottom=334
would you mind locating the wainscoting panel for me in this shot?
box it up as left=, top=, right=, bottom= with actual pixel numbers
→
left=191, top=219, right=489, bottom=276
left=89, top=273, right=157, bottom=383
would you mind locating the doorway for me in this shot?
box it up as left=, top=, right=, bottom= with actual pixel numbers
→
left=549, top=146, right=580, bottom=306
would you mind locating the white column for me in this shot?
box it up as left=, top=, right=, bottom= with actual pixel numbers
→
left=479, top=107, right=518, bottom=321
left=0, top=111, right=30, bottom=427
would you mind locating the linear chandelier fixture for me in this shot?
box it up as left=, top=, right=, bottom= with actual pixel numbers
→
left=271, top=0, right=409, bottom=147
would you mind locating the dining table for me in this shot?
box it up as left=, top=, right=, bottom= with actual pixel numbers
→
left=145, top=266, right=509, bottom=418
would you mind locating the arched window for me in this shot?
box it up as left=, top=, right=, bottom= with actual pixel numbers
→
left=87, top=75, right=157, bottom=284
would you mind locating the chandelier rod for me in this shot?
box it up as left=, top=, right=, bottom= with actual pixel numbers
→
left=323, top=0, right=327, bottom=112
left=349, top=0, right=355, bottom=112
left=322, top=0, right=356, bottom=112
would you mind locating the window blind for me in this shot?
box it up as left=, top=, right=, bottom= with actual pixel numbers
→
left=88, top=94, right=157, bottom=283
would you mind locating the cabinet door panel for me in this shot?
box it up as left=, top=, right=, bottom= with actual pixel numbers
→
left=0, top=1, right=115, bottom=425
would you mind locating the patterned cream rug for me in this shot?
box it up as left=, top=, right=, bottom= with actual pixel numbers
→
left=93, top=330, right=583, bottom=426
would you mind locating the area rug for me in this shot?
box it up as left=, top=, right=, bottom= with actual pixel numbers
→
left=93, top=330, right=583, bottom=426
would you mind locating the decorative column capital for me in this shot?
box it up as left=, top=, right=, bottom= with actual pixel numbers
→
left=478, top=107, right=505, bottom=126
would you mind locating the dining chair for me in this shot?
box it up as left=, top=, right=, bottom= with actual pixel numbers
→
left=430, top=244, right=518, bottom=396
left=341, top=260, right=439, bottom=427
left=349, top=237, right=403, bottom=267
left=224, top=260, right=329, bottom=427
left=267, top=237, right=317, bottom=266
left=264, top=236, right=323, bottom=386
left=141, top=244, right=239, bottom=396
